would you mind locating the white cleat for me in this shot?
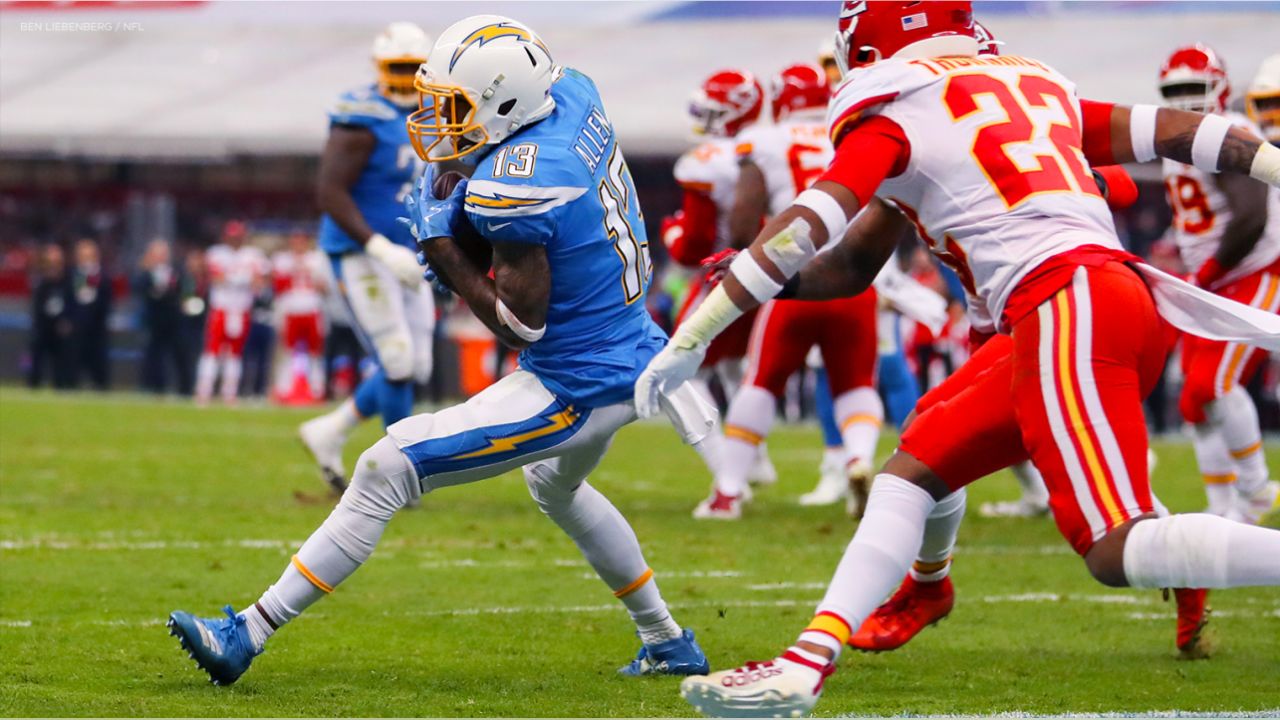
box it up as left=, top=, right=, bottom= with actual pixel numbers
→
left=845, top=460, right=872, bottom=520
left=979, top=497, right=1051, bottom=518
left=298, top=416, right=348, bottom=494
left=680, top=655, right=832, bottom=718
left=798, top=457, right=848, bottom=506
left=748, top=444, right=779, bottom=487
left=1238, top=480, right=1280, bottom=525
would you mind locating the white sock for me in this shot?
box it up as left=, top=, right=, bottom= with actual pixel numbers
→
left=778, top=645, right=829, bottom=692
left=716, top=385, right=775, bottom=497
left=195, top=353, right=218, bottom=400
left=808, top=475, right=935, bottom=660
left=1123, top=513, right=1280, bottom=588
left=1011, top=461, right=1049, bottom=506
left=220, top=356, right=242, bottom=401
left=1208, top=387, right=1270, bottom=495
left=244, top=438, right=416, bottom=652
left=910, top=488, right=965, bottom=582
left=308, top=356, right=326, bottom=399
left=323, top=398, right=362, bottom=437
left=1191, top=420, right=1239, bottom=513
left=525, top=471, right=681, bottom=643
left=834, top=387, right=883, bottom=467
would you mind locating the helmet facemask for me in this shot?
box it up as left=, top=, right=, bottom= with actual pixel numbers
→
left=407, top=67, right=489, bottom=162
left=378, top=58, right=427, bottom=108
left=1160, top=79, right=1225, bottom=115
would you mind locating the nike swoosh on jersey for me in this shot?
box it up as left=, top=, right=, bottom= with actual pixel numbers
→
left=488, top=222, right=513, bottom=231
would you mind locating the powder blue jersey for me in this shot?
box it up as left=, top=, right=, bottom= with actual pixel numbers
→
left=318, top=85, right=423, bottom=255
left=464, top=67, right=664, bottom=408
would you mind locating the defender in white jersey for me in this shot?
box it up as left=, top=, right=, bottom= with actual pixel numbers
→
left=1159, top=44, right=1280, bottom=524
left=694, top=63, right=884, bottom=520
left=272, top=231, right=330, bottom=403
left=662, top=69, right=778, bottom=490
left=634, top=2, right=1280, bottom=716
left=196, top=220, right=270, bottom=404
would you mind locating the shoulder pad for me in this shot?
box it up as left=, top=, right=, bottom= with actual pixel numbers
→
left=674, top=140, right=737, bottom=190
left=827, top=59, right=932, bottom=143
left=328, top=88, right=397, bottom=125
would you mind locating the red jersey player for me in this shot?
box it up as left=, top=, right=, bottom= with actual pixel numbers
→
left=663, top=69, right=778, bottom=489
left=634, top=2, right=1280, bottom=716
left=272, top=230, right=331, bottom=403
left=1158, top=44, right=1280, bottom=523
left=694, top=63, right=883, bottom=520
left=196, top=220, right=269, bottom=405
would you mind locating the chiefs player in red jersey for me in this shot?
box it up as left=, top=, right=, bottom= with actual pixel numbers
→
left=662, top=70, right=779, bottom=494
left=1158, top=44, right=1280, bottom=524
left=634, top=2, right=1280, bottom=716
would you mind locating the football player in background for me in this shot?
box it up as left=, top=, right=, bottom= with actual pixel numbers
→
left=297, top=22, right=436, bottom=493
left=195, top=220, right=269, bottom=405
left=271, top=230, right=330, bottom=403
left=694, top=63, right=882, bottom=520
left=633, top=2, right=1280, bottom=715
left=1159, top=45, right=1280, bottom=524
left=168, top=15, right=711, bottom=686
left=1247, top=54, right=1280, bottom=145
left=662, top=69, right=778, bottom=490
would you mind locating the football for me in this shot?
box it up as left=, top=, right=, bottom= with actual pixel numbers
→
left=430, top=170, right=492, bottom=272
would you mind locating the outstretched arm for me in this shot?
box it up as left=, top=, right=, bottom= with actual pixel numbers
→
left=780, top=198, right=905, bottom=301
left=1081, top=101, right=1280, bottom=183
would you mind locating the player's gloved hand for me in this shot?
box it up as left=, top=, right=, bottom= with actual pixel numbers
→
left=415, top=250, right=453, bottom=295
left=407, top=170, right=468, bottom=242
left=699, top=248, right=738, bottom=286
left=634, top=340, right=708, bottom=419
left=365, top=233, right=423, bottom=287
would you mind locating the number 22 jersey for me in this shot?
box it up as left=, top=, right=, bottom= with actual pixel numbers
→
left=463, top=67, right=665, bottom=408
left=827, top=54, right=1120, bottom=331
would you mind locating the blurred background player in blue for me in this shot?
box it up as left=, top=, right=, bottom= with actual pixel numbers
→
left=298, top=22, right=436, bottom=493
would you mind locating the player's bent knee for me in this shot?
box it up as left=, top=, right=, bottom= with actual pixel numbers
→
left=374, top=334, right=415, bottom=382
left=344, top=436, right=420, bottom=519
left=523, top=462, right=574, bottom=512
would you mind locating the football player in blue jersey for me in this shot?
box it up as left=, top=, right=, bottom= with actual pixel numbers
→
left=168, top=15, right=713, bottom=687
left=297, top=22, right=437, bottom=493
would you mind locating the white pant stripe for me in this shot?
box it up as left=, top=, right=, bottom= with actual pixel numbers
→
left=1070, top=269, right=1140, bottom=515
left=1036, top=293, right=1109, bottom=539
left=742, top=300, right=776, bottom=388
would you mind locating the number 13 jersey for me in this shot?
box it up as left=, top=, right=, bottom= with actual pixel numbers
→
left=827, top=54, right=1119, bottom=329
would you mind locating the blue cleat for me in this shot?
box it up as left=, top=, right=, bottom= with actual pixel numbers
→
left=166, top=605, right=259, bottom=686
left=619, top=628, right=710, bottom=677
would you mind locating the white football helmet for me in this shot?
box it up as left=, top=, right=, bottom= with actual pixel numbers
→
left=406, top=15, right=556, bottom=163
left=1248, top=54, right=1280, bottom=143
left=372, top=22, right=432, bottom=108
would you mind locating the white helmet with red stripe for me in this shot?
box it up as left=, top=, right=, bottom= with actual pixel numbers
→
left=1159, top=43, right=1231, bottom=114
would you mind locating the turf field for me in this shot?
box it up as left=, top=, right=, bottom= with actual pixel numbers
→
left=1, top=387, right=1276, bottom=717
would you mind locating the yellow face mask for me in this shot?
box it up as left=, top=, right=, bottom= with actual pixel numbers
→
left=376, top=57, right=426, bottom=105
left=406, top=74, right=488, bottom=162
left=1248, top=90, right=1280, bottom=142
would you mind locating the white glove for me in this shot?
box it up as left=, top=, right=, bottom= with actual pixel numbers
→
left=634, top=341, right=707, bottom=419
left=365, top=233, right=423, bottom=287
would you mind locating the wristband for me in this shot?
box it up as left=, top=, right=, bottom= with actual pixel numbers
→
left=496, top=298, right=546, bottom=343
left=1191, top=114, right=1231, bottom=173
left=728, top=250, right=783, bottom=303
left=1129, top=104, right=1159, bottom=163
left=669, top=284, right=743, bottom=349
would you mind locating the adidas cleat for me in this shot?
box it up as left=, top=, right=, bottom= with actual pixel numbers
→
left=167, top=605, right=259, bottom=686
left=1170, top=587, right=1214, bottom=660
left=680, top=652, right=834, bottom=718
left=619, top=628, right=710, bottom=677
left=693, top=490, right=745, bottom=520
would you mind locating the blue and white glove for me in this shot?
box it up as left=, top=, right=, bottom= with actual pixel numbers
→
left=415, top=250, right=453, bottom=295
left=402, top=172, right=468, bottom=243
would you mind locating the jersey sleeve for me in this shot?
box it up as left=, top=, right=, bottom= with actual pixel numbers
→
left=825, top=61, right=921, bottom=146
left=673, top=142, right=730, bottom=193
left=463, top=151, right=588, bottom=246
left=327, top=88, right=398, bottom=128
left=818, top=115, right=911, bottom=207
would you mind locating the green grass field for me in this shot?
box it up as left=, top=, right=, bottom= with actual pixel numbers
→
left=1, top=387, right=1276, bottom=717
